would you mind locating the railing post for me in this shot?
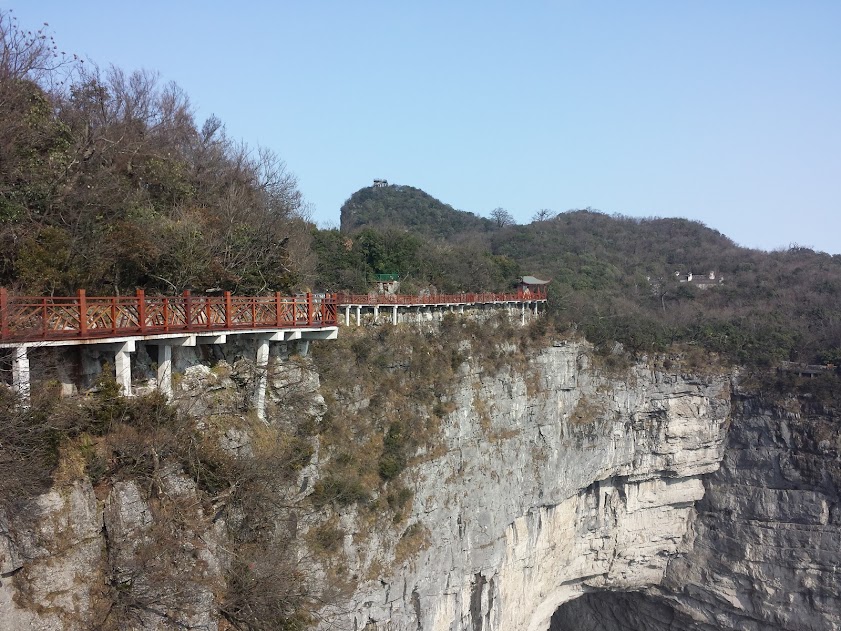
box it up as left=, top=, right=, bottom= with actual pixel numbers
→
left=224, top=291, right=232, bottom=328
left=136, top=289, right=146, bottom=333
left=0, top=287, right=8, bottom=340
left=78, top=289, right=88, bottom=337
left=275, top=292, right=282, bottom=326
left=307, top=292, right=313, bottom=326
left=163, top=298, right=169, bottom=332
left=183, top=290, right=191, bottom=330
left=206, top=296, right=213, bottom=329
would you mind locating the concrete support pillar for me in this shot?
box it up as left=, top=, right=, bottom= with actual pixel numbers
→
left=355, top=306, right=361, bottom=326
left=114, top=342, right=133, bottom=396
left=55, top=360, right=76, bottom=397
left=521, top=303, right=526, bottom=326
left=392, top=305, right=398, bottom=325
left=11, top=346, right=30, bottom=405
left=254, top=337, right=270, bottom=422
left=344, top=306, right=350, bottom=327
left=534, top=301, right=539, bottom=316
left=297, top=339, right=310, bottom=357
left=157, top=344, right=173, bottom=400
left=459, top=305, right=464, bottom=314
left=254, top=338, right=269, bottom=421
left=373, top=306, right=379, bottom=322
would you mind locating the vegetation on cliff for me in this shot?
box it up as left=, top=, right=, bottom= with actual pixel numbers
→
left=1, top=368, right=327, bottom=630
left=309, top=313, right=551, bottom=516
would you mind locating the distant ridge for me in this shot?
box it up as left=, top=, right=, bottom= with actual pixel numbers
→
left=339, top=184, right=493, bottom=239
left=328, top=181, right=841, bottom=366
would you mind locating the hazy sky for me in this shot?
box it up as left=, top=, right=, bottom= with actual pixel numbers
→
left=6, top=2, right=840, bottom=253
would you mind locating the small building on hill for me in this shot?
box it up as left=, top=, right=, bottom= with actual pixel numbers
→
left=517, top=275, right=551, bottom=297
left=676, top=271, right=724, bottom=289
left=374, top=273, right=399, bottom=294
left=372, top=179, right=389, bottom=188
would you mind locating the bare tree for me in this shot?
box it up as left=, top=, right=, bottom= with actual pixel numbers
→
left=490, top=207, right=514, bottom=227
left=532, top=209, right=553, bottom=222
left=0, top=11, right=78, bottom=86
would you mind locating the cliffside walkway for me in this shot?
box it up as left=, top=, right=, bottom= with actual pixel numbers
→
left=0, top=289, right=339, bottom=416
left=1, top=287, right=545, bottom=414
left=336, top=289, right=547, bottom=325
left=0, top=288, right=338, bottom=343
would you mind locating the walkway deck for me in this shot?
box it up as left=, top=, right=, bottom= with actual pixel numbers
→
left=337, top=289, right=546, bottom=307
left=1, top=287, right=546, bottom=410
left=0, top=289, right=339, bottom=414
left=1, top=288, right=546, bottom=344
left=336, top=289, right=547, bottom=326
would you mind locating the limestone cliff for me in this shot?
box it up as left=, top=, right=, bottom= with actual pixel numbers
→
left=549, top=389, right=841, bottom=631
left=321, top=341, right=731, bottom=631
left=1, top=327, right=838, bottom=631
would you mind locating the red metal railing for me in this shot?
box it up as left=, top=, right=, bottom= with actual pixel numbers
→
left=336, top=288, right=547, bottom=306
left=0, top=288, right=338, bottom=343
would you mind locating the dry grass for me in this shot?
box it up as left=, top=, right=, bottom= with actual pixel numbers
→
left=569, top=394, right=607, bottom=425
left=394, top=522, right=431, bottom=565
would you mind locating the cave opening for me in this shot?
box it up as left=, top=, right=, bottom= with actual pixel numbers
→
left=549, top=591, right=706, bottom=631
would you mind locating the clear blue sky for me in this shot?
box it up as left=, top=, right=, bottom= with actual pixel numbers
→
left=6, top=1, right=841, bottom=253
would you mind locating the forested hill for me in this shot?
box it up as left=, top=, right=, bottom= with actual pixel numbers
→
left=490, top=211, right=742, bottom=297
left=340, top=184, right=493, bottom=238
left=496, top=211, right=841, bottom=363
left=324, top=183, right=841, bottom=368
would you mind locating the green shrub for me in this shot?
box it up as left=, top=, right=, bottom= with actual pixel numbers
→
left=378, top=422, right=407, bottom=480
left=310, top=475, right=370, bottom=508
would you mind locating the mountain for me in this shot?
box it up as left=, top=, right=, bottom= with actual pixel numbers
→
left=339, top=184, right=493, bottom=239
left=324, top=185, right=841, bottom=367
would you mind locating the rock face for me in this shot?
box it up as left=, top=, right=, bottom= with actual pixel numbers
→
left=0, top=475, right=221, bottom=631
left=4, top=333, right=840, bottom=631
left=669, top=395, right=841, bottom=631
left=0, top=482, right=103, bottom=630
left=326, top=343, right=732, bottom=631
left=550, top=393, right=841, bottom=631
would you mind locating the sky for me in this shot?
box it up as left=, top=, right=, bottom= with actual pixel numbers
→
left=5, top=1, right=840, bottom=253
